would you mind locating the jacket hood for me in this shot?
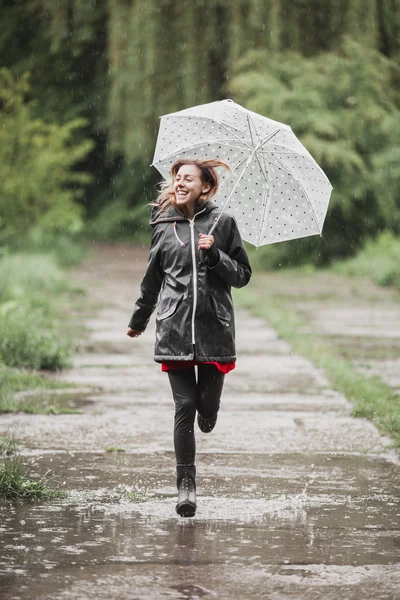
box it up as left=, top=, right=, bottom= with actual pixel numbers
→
left=150, top=202, right=219, bottom=225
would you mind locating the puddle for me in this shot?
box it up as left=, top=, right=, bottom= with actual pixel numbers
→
left=12, top=389, right=95, bottom=412
left=1, top=450, right=399, bottom=599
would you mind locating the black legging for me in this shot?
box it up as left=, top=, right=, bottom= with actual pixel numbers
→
left=168, top=364, right=225, bottom=467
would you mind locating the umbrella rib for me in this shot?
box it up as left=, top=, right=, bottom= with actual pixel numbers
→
left=256, top=182, right=271, bottom=248
left=259, top=150, right=332, bottom=187
left=168, top=113, right=250, bottom=137
left=265, top=153, right=322, bottom=232
left=257, top=129, right=281, bottom=147
left=247, top=114, right=259, bottom=148
left=260, top=154, right=293, bottom=177
left=152, top=140, right=248, bottom=166
left=216, top=122, right=254, bottom=152
left=258, top=150, right=310, bottom=156
left=207, top=157, right=254, bottom=236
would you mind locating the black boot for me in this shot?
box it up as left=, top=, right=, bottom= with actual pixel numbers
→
left=197, top=412, right=218, bottom=433
left=176, top=465, right=196, bottom=517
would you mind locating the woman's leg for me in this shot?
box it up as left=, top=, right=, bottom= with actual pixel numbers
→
left=167, top=367, right=197, bottom=474
left=167, top=367, right=197, bottom=517
left=196, top=364, right=225, bottom=419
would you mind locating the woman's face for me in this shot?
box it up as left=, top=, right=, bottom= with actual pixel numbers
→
left=173, top=164, right=210, bottom=213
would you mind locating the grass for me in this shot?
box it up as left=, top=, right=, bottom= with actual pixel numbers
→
left=125, top=491, right=154, bottom=502
left=0, top=436, right=64, bottom=500
left=0, top=432, right=18, bottom=456
left=0, top=362, right=76, bottom=414
left=0, top=250, right=84, bottom=413
left=235, top=284, right=400, bottom=447
left=0, top=456, right=64, bottom=500
left=105, top=446, right=125, bottom=453
left=0, top=253, right=76, bottom=371
left=332, top=231, right=400, bottom=291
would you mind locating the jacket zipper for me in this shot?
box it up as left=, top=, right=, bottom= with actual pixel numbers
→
left=188, top=207, right=207, bottom=347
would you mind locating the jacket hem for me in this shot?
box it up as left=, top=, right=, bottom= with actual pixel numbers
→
left=154, top=355, right=236, bottom=363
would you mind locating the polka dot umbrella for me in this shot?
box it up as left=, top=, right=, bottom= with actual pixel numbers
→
left=151, top=99, right=332, bottom=247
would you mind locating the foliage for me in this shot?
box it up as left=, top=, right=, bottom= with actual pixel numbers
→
left=11, top=231, right=89, bottom=268
left=0, top=453, right=63, bottom=500
left=0, top=253, right=72, bottom=370
left=0, top=69, right=94, bottom=245
left=0, top=307, right=71, bottom=371
left=228, top=38, right=400, bottom=264
left=333, top=231, right=400, bottom=290
left=0, top=254, right=69, bottom=304
left=87, top=199, right=151, bottom=243
left=0, top=433, right=18, bottom=457
left=1, top=0, right=400, bottom=244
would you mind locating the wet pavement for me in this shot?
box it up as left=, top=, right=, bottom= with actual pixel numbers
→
left=1, top=245, right=400, bottom=599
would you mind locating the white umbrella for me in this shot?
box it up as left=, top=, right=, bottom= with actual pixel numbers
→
left=152, top=99, right=332, bottom=247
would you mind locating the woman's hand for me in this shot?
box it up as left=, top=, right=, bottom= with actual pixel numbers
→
left=198, top=233, right=214, bottom=251
left=127, top=328, right=143, bottom=338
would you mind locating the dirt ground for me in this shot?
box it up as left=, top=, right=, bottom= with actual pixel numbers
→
left=1, top=244, right=400, bottom=600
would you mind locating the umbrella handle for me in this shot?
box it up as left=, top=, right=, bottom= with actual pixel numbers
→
left=199, top=219, right=219, bottom=264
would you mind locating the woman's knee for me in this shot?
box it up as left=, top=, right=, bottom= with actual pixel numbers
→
left=174, top=395, right=196, bottom=429
left=196, top=365, right=224, bottom=417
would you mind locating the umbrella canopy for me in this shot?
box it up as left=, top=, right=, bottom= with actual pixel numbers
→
left=152, top=100, right=332, bottom=247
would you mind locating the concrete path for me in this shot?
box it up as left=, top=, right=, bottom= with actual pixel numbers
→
left=1, top=245, right=400, bottom=600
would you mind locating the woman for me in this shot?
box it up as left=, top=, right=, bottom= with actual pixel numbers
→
left=127, top=158, right=252, bottom=517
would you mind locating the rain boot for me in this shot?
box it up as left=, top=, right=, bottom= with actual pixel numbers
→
left=197, top=412, right=218, bottom=433
left=176, top=465, right=196, bottom=517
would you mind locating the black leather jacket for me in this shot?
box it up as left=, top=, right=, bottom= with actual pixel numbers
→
left=128, top=202, right=252, bottom=362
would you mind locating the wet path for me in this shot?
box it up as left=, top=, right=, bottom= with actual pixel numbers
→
left=1, top=245, right=400, bottom=599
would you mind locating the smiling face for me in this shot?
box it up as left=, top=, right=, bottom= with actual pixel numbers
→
left=173, top=164, right=211, bottom=217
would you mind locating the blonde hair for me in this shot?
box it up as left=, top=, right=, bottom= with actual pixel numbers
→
left=153, top=158, right=231, bottom=214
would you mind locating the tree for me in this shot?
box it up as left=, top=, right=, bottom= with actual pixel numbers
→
left=227, top=38, right=400, bottom=263
left=0, top=69, right=94, bottom=244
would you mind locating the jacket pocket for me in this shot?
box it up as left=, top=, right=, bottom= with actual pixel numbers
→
left=157, top=296, right=183, bottom=321
left=210, top=296, right=231, bottom=323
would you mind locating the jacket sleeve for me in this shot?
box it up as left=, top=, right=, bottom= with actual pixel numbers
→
left=128, top=226, right=165, bottom=331
left=207, top=216, right=252, bottom=288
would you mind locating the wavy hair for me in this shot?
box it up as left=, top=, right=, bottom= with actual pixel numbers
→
left=153, top=158, right=231, bottom=214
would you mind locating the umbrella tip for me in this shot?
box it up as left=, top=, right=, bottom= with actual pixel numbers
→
left=223, top=98, right=234, bottom=103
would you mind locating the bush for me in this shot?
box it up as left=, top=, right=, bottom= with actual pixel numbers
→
left=0, top=253, right=72, bottom=370
left=0, top=254, right=69, bottom=304
left=11, top=231, right=88, bottom=268
left=333, top=231, right=400, bottom=290
left=87, top=199, right=151, bottom=243
left=0, top=304, right=71, bottom=370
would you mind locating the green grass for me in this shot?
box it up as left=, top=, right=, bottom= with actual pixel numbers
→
left=0, top=253, right=71, bottom=304
left=0, top=253, right=74, bottom=370
left=0, top=308, right=72, bottom=370
left=0, top=445, right=64, bottom=500
left=0, top=250, right=84, bottom=413
left=0, top=432, right=18, bottom=456
left=235, top=285, right=400, bottom=447
left=0, top=362, right=75, bottom=413
left=332, top=231, right=400, bottom=291
left=105, top=446, right=125, bottom=453
left=125, top=491, right=153, bottom=502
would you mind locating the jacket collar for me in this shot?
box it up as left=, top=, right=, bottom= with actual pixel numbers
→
left=150, top=202, right=218, bottom=225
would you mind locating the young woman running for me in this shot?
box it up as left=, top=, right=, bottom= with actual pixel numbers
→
left=127, top=158, right=252, bottom=517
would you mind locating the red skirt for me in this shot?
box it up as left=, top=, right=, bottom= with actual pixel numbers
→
left=161, top=360, right=235, bottom=374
